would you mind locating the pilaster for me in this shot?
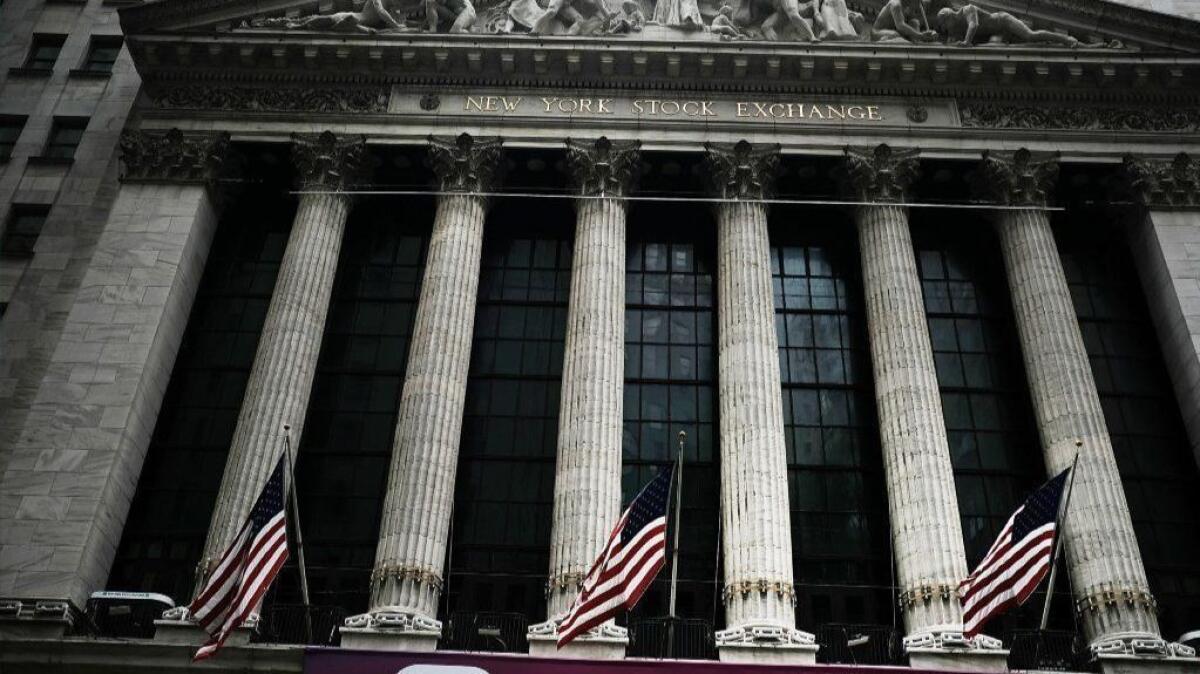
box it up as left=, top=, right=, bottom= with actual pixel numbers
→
left=841, top=145, right=1005, bottom=671
left=528, top=138, right=638, bottom=660
left=1123, top=154, right=1200, bottom=473
left=704, top=141, right=816, bottom=665
left=343, top=134, right=501, bottom=652
left=978, top=149, right=1168, bottom=658
left=0, top=130, right=231, bottom=639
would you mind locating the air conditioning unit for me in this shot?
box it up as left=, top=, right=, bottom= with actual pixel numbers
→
left=85, top=591, right=175, bottom=639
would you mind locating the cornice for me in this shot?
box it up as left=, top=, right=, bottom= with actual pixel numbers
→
left=124, top=32, right=1200, bottom=102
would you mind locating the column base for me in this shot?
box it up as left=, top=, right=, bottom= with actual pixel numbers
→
left=341, top=609, right=441, bottom=651
left=527, top=619, right=627, bottom=659
left=0, top=599, right=78, bottom=640
left=715, top=623, right=818, bottom=665
left=904, top=630, right=1009, bottom=672
left=152, top=606, right=254, bottom=647
left=1094, top=635, right=1198, bottom=674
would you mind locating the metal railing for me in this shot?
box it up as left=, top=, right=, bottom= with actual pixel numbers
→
left=441, top=611, right=529, bottom=653
left=1006, top=629, right=1091, bottom=671
left=627, top=616, right=717, bottom=660
left=816, top=623, right=903, bottom=665
left=253, top=604, right=346, bottom=646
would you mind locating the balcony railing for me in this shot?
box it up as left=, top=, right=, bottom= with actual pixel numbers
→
left=627, top=616, right=717, bottom=660
left=815, top=623, right=903, bottom=665
left=1006, top=629, right=1092, bottom=671
left=441, top=611, right=529, bottom=653
left=252, top=604, right=346, bottom=646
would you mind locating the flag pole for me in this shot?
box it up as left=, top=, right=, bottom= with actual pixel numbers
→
left=1039, top=443, right=1081, bottom=631
left=667, top=430, right=685, bottom=657
left=283, top=424, right=313, bottom=644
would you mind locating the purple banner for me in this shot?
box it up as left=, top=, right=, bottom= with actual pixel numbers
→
left=304, top=649, right=921, bottom=674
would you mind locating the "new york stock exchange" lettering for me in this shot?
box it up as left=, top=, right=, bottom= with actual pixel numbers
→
left=462, top=95, right=884, bottom=122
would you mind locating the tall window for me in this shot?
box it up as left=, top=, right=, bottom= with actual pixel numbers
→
left=109, top=182, right=295, bottom=602
left=1058, top=217, right=1200, bottom=639
left=2, top=204, right=50, bottom=259
left=81, top=36, right=123, bottom=73
left=274, top=198, right=432, bottom=613
left=24, top=34, right=65, bottom=70
left=771, top=214, right=892, bottom=626
left=0, top=116, right=25, bottom=161
left=913, top=218, right=1054, bottom=629
left=446, top=201, right=571, bottom=622
left=623, top=202, right=721, bottom=624
left=43, top=118, right=87, bottom=160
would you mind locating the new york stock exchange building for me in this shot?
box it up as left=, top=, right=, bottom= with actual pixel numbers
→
left=4, top=0, right=1200, bottom=670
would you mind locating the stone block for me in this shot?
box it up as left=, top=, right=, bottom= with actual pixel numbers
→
left=340, top=627, right=440, bottom=652
left=717, top=642, right=819, bottom=664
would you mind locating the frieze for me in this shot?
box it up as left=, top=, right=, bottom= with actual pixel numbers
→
left=147, top=84, right=390, bottom=114
left=960, top=102, right=1200, bottom=133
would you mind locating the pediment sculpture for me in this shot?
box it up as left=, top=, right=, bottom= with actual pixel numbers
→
left=245, top=0, right=1122, bottom=46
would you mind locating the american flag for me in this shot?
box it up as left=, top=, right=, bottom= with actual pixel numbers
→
left=960, top=467, right=1071, bottom=638
left=189, top=454, right=290, bottom=661
left=557, top=464, right=675, bottom=648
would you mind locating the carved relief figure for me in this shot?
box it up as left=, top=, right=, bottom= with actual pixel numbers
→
left=709, top=3, right=746, bottom=39
left=935, top=5, right=1079, bottom=47
left=426, top=0, right=476, bottom=32
left=817, top=0, right=863, bottom=40
left=652, top=0, right=703, bottom=31
left=760, top=0, right=820, bottom=41
left=871, top=0, right=938, bottom=43
left=518, top=0, right=610, bottom=34
left=254, top=0, right=411, bottom=33
left=607, top=0, right=646, bottom=33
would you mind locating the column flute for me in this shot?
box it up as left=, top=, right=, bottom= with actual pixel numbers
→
left=527, top=138, right=639, bottom=659
left=977, top=149, right=1164, bottom=654
left=706, top=141, right=816, bottom=665
left=343, top=133, right=502, bottom=652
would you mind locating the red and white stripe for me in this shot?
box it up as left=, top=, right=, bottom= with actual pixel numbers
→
left=556, top=511, right=668, bottom=647
left=189, top=510, right=289, bottom=661
left=959, top=508, right=1056, bottom=638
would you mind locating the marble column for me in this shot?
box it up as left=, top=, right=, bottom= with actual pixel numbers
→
left=839, top=146, right=1006, bottom=670
left=192, top=132, right=367, bottom=594
left=977, top=149, right=1164, bottom=655
left=705, top=141, right=816, bottom=665
left=526, top=138, right=639, bottom=660
left=342, top=134, right=501, bottom=652
left=1124, top=153, right=1200, bottom=473
left=0, top=130, right=230, bottom=639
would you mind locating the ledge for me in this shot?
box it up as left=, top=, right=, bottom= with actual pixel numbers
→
left=7, top=67, right=53, bottom=78
left=24, top=156, right=75, bottom=167
left=68, top=68, right=113, bottom=79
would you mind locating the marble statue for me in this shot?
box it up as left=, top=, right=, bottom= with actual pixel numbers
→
left=871, top=0, right=939, bottom=43
left=759, top=0, right=820, bottom=41
left=426, top=0, right=476, bottom=32
left=607, top=0, right=646, bottom=33
left=652, top=0, right=704, bottom=31
left=935, top=4, right=1079, bottom=47
left=709, top=3, right=746, bottom=39
left=817, top=0, right=864, bottom=40
left=252, top=0, right=413, bottom=33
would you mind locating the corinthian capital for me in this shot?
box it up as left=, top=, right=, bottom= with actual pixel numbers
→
left=1124, top=153, right=1200, bottom=209
left=974, top=148, right=1060, bottom=207
left=291, top=131, right=369, bottom=191
left=428, top=133, right=502, bottom=194
left=119, top=129, right=231, bottom=185
left=704, top=140, right=780, bottom=201
left=839, top=144, right=920, bottom=203
left=566, top=137, right=640, bottom=198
